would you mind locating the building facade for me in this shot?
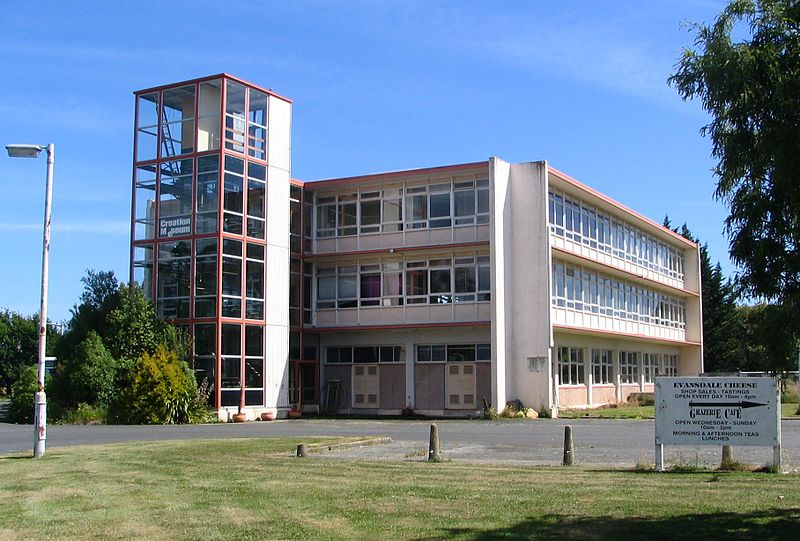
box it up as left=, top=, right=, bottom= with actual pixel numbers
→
left=130, top=74, right=702, bottom=419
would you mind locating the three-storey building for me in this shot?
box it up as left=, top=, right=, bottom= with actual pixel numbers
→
left=130, top=74, right=702, bottom=419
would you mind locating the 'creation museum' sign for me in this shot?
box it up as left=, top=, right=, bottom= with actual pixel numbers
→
left=655, top=376, right=779, bottom=447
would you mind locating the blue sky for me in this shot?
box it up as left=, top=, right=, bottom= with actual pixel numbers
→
left=0, top=0, right=729, bottom=323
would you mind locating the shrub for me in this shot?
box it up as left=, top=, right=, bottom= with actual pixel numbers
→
left=111, top=345, right=203, bottom=424
left=53, top=403, right=108, bottom=425
left=55, top=331, right=117, bottom=406
left=5, top=364, right=39, bottom=423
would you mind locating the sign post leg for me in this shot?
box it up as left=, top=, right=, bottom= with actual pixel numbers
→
left=655, top=443, right=664, bottom=472
left=773, top=444, right=782, bottom=471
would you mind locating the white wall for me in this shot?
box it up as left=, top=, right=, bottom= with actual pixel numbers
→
left=264, top=96, right=292, bottom=409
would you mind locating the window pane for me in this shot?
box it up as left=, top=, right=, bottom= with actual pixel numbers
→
left=455, top=267, right=476, bottom=293
left=454, top=190, right=475, bottom=217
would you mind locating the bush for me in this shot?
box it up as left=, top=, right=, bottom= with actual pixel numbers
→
left=111, top=345, right=204, bottom=424
left=5, top=364, right=39, bottom=423
left=55, top=331, right=117, bottom=407
left=52, top=403, right=108, bottom=425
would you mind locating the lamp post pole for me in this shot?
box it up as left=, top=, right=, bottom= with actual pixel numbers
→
left=34, top=144, right=54, bottom=458
left=6, top=143, right=54, bottom=458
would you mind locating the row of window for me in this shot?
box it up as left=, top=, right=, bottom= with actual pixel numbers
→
left=315, top=179, right=489, bottom=238
left=133, top=154, right=268, bottom=242
left=133, top=237, right=266, bottom=321
left=316, top=256, right=490, bottom=309
left=557, top=346, right=679, bottom=385
left=548, top=190, right=685, bottom=280
left=136, top=79, right=269, bottom=164
left=325, top=344, right=491, bottom=364
left=552, top=261, right=687, bottom=329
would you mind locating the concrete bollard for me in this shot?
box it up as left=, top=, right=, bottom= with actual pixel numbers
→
left=562, top=425, right=574, bottom=466
left=296, top=443, right=306, bottom=458
left=428, top=423, right=441, bottom=462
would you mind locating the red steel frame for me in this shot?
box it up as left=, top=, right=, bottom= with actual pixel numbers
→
left=130, top=75, right=288, bottom=411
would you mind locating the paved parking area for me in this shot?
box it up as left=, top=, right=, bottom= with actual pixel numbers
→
left=2, top=418, right=798, bottom=469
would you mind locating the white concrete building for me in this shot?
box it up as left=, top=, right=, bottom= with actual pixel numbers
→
left=130, top=75, right=702, bottom=419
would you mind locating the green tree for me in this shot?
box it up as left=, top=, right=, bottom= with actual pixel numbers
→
left=56, top=331, right=117, bottom=406
left=105, top=284, right=181, bottom=362
left=0, top=311, right=37, bottom=394
left=671, top=221, right=742, bottom=372
left=56, top=270, right=120, bottom=364
left=670, top=0, right=800, bottom=311
left=737, top=304, right=799, bottom=372
left=5, top=364, right=39, bottom=423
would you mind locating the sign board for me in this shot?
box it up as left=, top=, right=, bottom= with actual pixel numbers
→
left=655, top=376, right=779, bottom=447
left=159, top=216, right=191, bottom=238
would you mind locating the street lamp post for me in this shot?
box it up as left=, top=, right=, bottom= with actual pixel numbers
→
left=6, top=143, right=54, bottom=458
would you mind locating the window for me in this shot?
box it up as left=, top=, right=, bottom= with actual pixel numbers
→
left=159, top=158, right=193, bottom=238
left=157, top=240, right=191, bottom=319
left=552, top=260, right=687, bottom=330
left=133, top=245, right=154, bottom=297
left=643, top=353, right=659, bottom=383
left=619, top=351, right=638, bottom=384
left=197, top=80, right=221, bottom=152
left=221, top=239, right=242, bottom=318
left=195, top=155, right=219, bottom=234
left=247, top=90, right=267, bottom=160
left=194, top=238, right=217, bottom=318
left=246, top=162, right=266, bottom=239
left=134, top=165, right=157, bottom=240
left=223, top=156, right=244, bottom=234
left=245, top=243, right=265, bottom=320
left=193, top=323, right=216, bottom=406
left=548, top=189, right=686, bottom=281
left=416, top=344, right=490, bottom=362
left=316, top=196, right=336, bottom=238
left=244, top=325, right=264, bottom=405
left=591, top=349, right=613, bottom=384
left=558, top=346, right=584, bottom=385
left=429, top=183, right=451, bottom=228
left=161, top=85, right=195, bottom=158
left=220, top=323, right=241, bottom=407
left=337, top=194, right=357, bottom=236
left=316, top=255, right=489, bottom=309
left=326, top=345, right=403, bottom=363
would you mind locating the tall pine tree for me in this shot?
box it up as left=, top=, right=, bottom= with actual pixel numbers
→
left=668, top=220, right=741, bottom=372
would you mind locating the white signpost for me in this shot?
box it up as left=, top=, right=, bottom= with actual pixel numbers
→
left=655, top=376, right=781, bottom=471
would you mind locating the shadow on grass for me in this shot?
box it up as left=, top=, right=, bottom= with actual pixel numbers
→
left=414, top=509, right=800, bottom=540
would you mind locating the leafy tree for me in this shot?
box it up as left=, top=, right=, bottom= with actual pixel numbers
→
left=0, top=311, right=37, bottom=394
left=5, top=364, right=39, bottom=423
left=105, top=284, right=183, bottom=362
left=737, top=304, right=799, bottom=372
left=670, top=0, right=800, bottom=312
left=56, top=331, right=117, bottom=406
left=56, top=269, right=120, bottom=363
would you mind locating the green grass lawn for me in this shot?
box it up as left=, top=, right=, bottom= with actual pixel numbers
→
left=560, top=405, right=656, bottom=419
left=562, top=403, right=800, bottom=420
left=2, top=438, right=799, bottom=540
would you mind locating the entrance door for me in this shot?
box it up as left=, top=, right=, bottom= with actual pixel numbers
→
left=447, top=363, right=476, bottom=409
left=353, top=364, right=379, bottom=408
left=289, top=360, right=319, bottom=406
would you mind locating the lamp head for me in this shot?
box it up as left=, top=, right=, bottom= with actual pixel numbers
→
left=6, top=144, right=44, bottom=158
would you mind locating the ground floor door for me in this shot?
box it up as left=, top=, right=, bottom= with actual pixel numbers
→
left=289, top=360, right=319, bottom=406
left=353, top=364, right=379, bottom=408
left=447, top=363, right=476, bottom=409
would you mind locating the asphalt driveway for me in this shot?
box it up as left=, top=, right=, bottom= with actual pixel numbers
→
left=2, top=418, right=798, bottom=469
